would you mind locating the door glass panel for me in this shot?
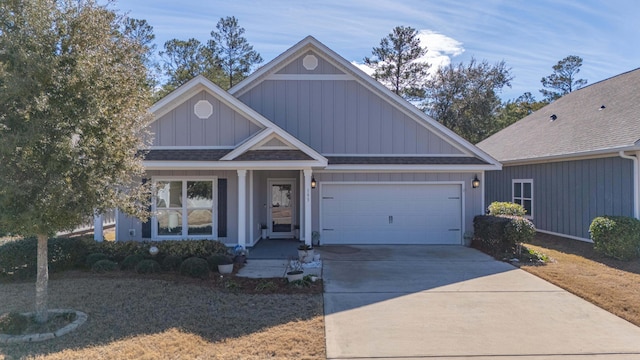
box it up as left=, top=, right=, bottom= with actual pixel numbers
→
left=157, top=210, right=182, bottom=235
left=187, top=209, right=213, bottom=235
left=271, top=184, right=292, bottom=233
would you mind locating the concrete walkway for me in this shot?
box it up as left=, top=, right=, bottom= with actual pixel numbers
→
left=320, top=245, right=640, bottom=359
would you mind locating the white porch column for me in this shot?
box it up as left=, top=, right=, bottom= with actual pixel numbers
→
left=237, top=169, right=247, bottom=248
left=249, top=170, right=254, bottom=245
left=299, top=170, right=305, bottom=241
left=303, top=169, right=313, bottom=246
left=93, top=212, right=104, bottom=242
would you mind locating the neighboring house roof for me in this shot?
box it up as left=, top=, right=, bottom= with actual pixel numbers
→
left=230, top=35, right=501, bottom=169
left=477, top=68, right=640, bottom=163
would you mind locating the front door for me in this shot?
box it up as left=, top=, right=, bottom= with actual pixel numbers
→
left=268, top=179, right=295, bottom=238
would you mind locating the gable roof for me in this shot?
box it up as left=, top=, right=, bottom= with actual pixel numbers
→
left=145, top=75, right=326, bottom=167
left=477, top=68, right=640, bottom=164
left=230, top=36, right=501, bottom=169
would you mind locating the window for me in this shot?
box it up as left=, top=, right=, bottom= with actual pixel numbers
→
left=154, top=179, right=216, bottom=238
left=512, top=179, right=533, bottom=219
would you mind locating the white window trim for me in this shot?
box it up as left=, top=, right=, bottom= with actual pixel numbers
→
left=512, top=179, right=534, bottom=220
left=151, top=176, right=218, bottom=240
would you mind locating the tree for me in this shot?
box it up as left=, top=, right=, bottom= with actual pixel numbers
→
left=123, top=18, right=158, bottom=89
left=494, top=92, right=547, bottom=131
left=158, top=38, right=224, bottom=97
left=422, top=58, right=512, bottom=144
left=0, top=0, right=151, bottom=323
left=208, top=16, right=263, bottom=89
left=540, top=55, right=587, bottom=102
left=364, top=25, right=430, bottom=100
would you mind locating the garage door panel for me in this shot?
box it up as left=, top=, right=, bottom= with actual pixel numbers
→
left=321, top=183, right=462, bottom=245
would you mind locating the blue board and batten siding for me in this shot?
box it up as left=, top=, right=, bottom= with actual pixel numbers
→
left=485, top=156, right=634, bottom=239
left=239, top=80, right=462, bottom=155
left=150, top=90, right=262, bottom=147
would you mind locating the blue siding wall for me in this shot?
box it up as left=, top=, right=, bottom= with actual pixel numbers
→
left=485, top=157, right=634, bottom=239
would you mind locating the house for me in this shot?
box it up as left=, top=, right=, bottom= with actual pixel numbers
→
left=113, top=36, right=501, bottom=246
left=477, top=68, right=640, bottom=241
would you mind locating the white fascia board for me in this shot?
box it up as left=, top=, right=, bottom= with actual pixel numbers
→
left=221, top=129, right=275, bottom=160
left=230, top=36, right=500, bottom=168
left=143, top=160, right=327, bottom=170
left=323, top=153, right=471, bottom=157
left=222, top=128, right=327, bottom=164
left=500, top=145, right=640, bottom=166
left=322, top=164, right=501, bottom=172
left=148, top=75, right=272, bottom=129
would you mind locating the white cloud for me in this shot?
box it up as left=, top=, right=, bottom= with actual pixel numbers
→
left=351, top=29, right=464, bottom=77
left=416, top=30, right=464, bottom=74
left=352, top=61, right=375, bottom=76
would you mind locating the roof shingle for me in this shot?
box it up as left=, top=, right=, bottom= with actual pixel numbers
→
left=477, top=68, right=640, bottom=162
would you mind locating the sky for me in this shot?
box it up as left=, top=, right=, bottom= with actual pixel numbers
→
left=114, top=0, right=639, bottom=101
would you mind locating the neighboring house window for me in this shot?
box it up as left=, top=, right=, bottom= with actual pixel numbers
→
left=512, top=179, right=533, bottom=219
left=154, top=179, right=216, bottom=238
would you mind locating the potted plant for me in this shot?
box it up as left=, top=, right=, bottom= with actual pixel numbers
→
left=260, top=223, right=268, bottom=239
left=297, top=244, right=314, bottom=263
left=208, top=254, right=234, bottom=274
left=312, top=231, right=320, bottom=247
left=217, top=256, right=234, bottom=274
left=286, top=259, right=304, bottom=282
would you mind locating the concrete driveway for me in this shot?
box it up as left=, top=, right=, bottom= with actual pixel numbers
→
left=320, top=245, right=640, bottom=359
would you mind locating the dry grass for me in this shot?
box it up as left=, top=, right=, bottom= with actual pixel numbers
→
left=0, top=273, right=325, bottom=359
left=519, top=233, right=640, bottom=327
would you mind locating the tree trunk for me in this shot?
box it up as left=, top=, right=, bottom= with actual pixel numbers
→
left=35, top=233, right=49, bottom=323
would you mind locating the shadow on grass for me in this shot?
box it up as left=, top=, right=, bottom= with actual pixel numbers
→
left=526, top=232, right=640, bottom=275
left=0, top=271, right=324, bottom=359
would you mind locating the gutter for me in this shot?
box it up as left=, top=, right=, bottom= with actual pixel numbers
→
left=619, top=151, right=639, bottom=218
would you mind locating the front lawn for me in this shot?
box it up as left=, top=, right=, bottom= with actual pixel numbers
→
left=0, top=272, right=325, bottom=359
left=519, top=233, right=640, bottom=327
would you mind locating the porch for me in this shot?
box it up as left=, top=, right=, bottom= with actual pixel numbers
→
left=110, top=168, right=317, bottom=246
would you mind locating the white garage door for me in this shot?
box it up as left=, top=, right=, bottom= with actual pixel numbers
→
left=320, top=183, right=462, bottom=245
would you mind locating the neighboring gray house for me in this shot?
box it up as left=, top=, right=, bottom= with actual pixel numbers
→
left=114, top=36, right=501, bottom=246
left=477, top=68, right=640, bottom=241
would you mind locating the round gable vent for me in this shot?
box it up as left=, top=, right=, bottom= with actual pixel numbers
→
left=303, top=54, right=318, bottom=71
left=194, top=100, right=213, bottom=119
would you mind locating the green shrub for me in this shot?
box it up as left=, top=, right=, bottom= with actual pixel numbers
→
left=207, top=254, right=233, bottom=271
left=590, top=216, right=640, bottom=260
left=473, top=215, right=535, bottom=257
left=153, top=240, right=228, bottom=258
left=179, top=257, right=210, bottom=279
left=504, top=216, right=536, bottom=244
left=85, top=253, right=109, bottom=268
left=487, top=202, right=527, bottom=216
left=120, top=254, right=145, bottom=271
left=135, top=259, right=162, bottom=274
left=0, top=237, right=227, bottom=279
left=161, top=255, right=183, bottom=271
left=92, top=259, right=118, bottom=273
left=0, top=236, right=95, bottom=278
left=0, top=312, right=29, bottom=335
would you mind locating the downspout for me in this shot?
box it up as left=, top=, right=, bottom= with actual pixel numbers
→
left=619, top=151, right=639, bottom=218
